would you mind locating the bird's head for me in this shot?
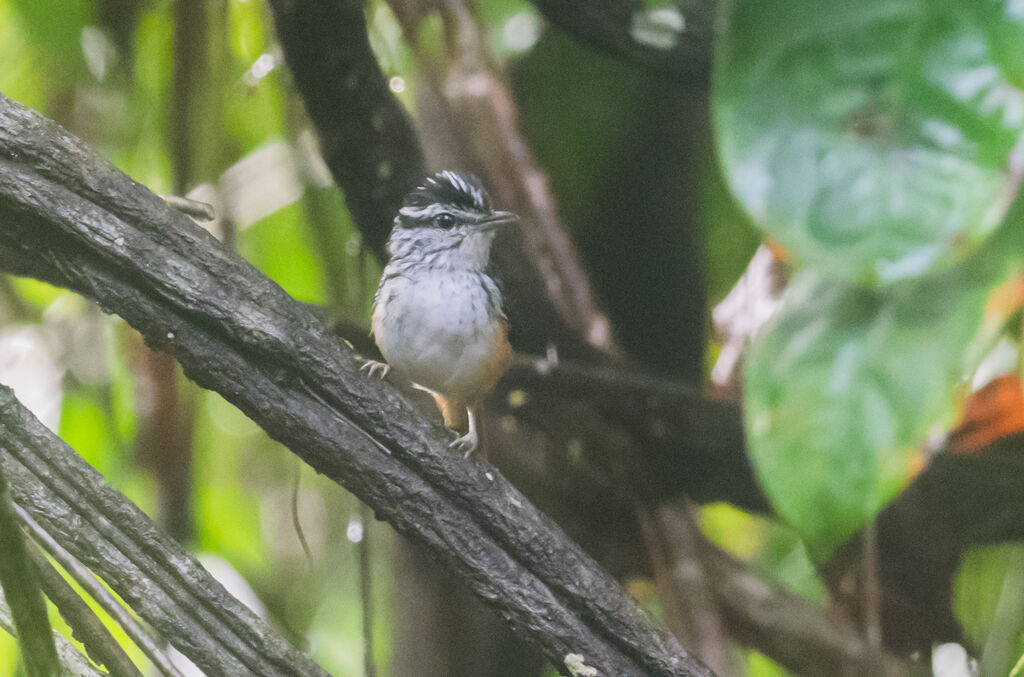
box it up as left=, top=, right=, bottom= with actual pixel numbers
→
left=387, top=171, right=518, bottom=270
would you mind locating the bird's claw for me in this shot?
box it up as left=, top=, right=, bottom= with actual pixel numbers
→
left=449, top=431, right=479, bottom=458
left=361, top=360, right=390, bottom=379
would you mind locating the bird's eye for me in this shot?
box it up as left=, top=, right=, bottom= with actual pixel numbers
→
left=435, top=213, right=456, bottom=229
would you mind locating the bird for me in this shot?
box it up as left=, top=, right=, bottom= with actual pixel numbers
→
left=364, top=171, right=517, bottom=456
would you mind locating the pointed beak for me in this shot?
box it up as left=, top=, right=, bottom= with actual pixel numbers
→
left=476, top=210, right=519, bottom=231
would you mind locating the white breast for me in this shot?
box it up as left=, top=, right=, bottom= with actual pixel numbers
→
left=373, top=271, right=502, bottom=397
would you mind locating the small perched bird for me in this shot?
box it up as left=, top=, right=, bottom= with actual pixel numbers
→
left=365, top=171, right=517, bottom=455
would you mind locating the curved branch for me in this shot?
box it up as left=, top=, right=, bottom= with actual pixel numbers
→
left=500, top=357, right=765, bottom=510
left=525, top=0, right=715, bottom=88
left=477, top=308, right=1024, bottom=666
left=0, top=94, right=710, bottom=677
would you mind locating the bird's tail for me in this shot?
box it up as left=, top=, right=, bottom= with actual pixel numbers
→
left=433, top=392, right=469, bottom=433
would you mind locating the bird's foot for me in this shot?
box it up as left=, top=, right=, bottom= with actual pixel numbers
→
left=360, top=359, right=390, bottom=379
left=449, top=429, right=479, bottom=458
left=449, top=407, right=479, bottom=458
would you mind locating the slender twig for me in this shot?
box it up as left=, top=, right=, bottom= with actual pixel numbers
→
left=638, top=504, right=729, bottom=675
left=159, top=195, right=216, bottom=222
left=358, top=503, right=376, bottom=677
left=290, top=460, right=314, bottom=571
left=637, top=506, right=693, bottom=642
left=14, top=505, right=186, bottom=677
left=170, top=0, right=205, bottom=196
left=863, top=519, right=882, bottom=652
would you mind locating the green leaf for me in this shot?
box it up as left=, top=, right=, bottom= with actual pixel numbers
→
left=714, top=0, right=1024, bottom=284
left=744, top=255, right=1000, bottom=559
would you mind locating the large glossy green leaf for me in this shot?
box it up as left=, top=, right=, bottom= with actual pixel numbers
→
left=743, top=251, right=1005, bottom=559
left=715, top=0, right=1024, bottom=285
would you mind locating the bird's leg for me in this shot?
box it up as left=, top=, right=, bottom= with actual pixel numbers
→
left=449, top=406, right=479, bottom=457
left=360, top=359, right=390, bottom=379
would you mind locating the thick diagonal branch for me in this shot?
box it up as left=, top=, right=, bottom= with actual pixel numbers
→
left=0, top=94, right=710, bottom=677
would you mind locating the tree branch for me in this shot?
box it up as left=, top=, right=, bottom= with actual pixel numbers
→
left=0, top=590, right=106, bottom=677
left=17, top=506, right=183, bottom=677
left=0, top=463, right=59, bottom=677
left=638, top=504, right=729, bottom=674
left=0, top=382, right=328, bottom=677
left=266, top=0, right=426, bottom=258
left=509, top=354, right=1024, bottom=659
left=525, top=0, right=715, bottom=88
left=706, top=544, right=912, bottom=676
left=0, top=93, right=710, bottom=677
left=23, top=544, right=145, bottom=677
left=499, top=357, right=766, bottom=510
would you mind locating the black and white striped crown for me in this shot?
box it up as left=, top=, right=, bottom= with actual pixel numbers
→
left=398, top=171, right=493, bottom=222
